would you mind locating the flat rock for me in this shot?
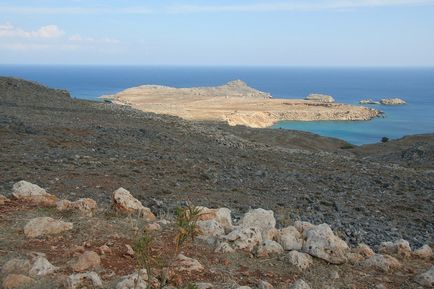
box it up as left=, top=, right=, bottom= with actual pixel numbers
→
left=112, top=187, right=156, bottom=221
left=302, top=223, right=349, bottom=264
left=173, top=254, right=204, bottom=272
left=2, top=274, right=35, bottom=289
left=71, top=251, right=101, bottom=272
left=215, top=242, right=235, bottom=253
left=285, top=251, right=313, bottom=271
left=239, top=208, right=276, bottom=240
left=195, top=282, right=214, bottom=289
left=359, top=254, right=401, bottom=272
left=415, top=265, right=434, bottom=288
left=305, top=94, right=335, bottom=103
left=56, top=198, right=97, bottom=216
left=380, top=98, right=406, bottom=105
left=12, top=180, right=57, bottom=206
left=1, top=258, right=31, bottom=275
left=65, top=272, right=103, bottom=289
left=277, top=226, right=303, bottom=251
left=24, top=217, right=73, bottom=238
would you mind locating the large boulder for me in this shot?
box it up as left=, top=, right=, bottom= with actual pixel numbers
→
left=415, top=265, right=434, bottom=288
left=305, top=94, right=335, bottom=103
left=239, top=208, right=276, bottom=240
left=112, top=188, right=156, bottom=221
left=223, top=226, right=262, bottom=252
left=302, top=223, right=349, bottom=264
left=12, top=180, right=57, bottom=206
left=197, top=207, right=233, bottom=233
left=56, top=198, right=97, bottom=216
left=24, top=217, right=73, bottom=238
left=70, top=251, right=101, bottom=272
left=359, top=254, right=401, bottom=272
left=65, top=272, right=103, bottom=289
left=2, top=274, right=35, bottom=289
left=285, top=251, right=313, bottom=271
left=277, top=226, right=303, bottom=251
left=116, top=270, right=148, bottom=289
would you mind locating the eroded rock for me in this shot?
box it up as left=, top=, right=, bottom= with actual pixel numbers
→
left=277, top=226, right=303, bottom=251
left=379, top=239, right=412, bottom=257
left=255, top=240, right=284, bottom=257
left=415, top=265, right=434, bottom=288
left=239, top=208, right=276, bottom=240
left=305, top=94, right=335, bottom=103
left=173, top=254, right=204, bottom=272
left=285, top=251, right=313, bottom=271
left=56, top=198, right=97, bottom=216
left=289, top=279, right=312, bottom=289
left=12, top=180, right=57, bottom=206
left=197, top=207, right=233, bottom=233
left=380, top=98, right=406, bottom=105
left=0, top=194, right=10, bottom=205
left=2, top=274, right=35, bottom=289
left=112, top=187, right=156, bottom=221
left=65, top=272, right=103, bottom=289
left=1, top=258, right=31, bottom=275
left=197, top=219, right=225, bottom=244
left=360, top=254, right=401, bottom=272
left=71, top=251, right=101, bottom=272
left=413, top=245, right=432, bottom=259
left=223, top=226, right=262, bottom=252
left=29, top=256, right=57, bottom=276
left=116, top=270, right=148, bottom=289
left=24, top=217, right=73, bottom=238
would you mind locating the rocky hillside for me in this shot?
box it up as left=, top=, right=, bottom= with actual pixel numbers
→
left=0, top=76, right=433, bottom=251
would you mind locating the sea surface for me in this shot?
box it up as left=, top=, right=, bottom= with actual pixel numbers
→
left=1, top=65, right=433, bottom=145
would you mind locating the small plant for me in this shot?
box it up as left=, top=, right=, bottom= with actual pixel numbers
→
left=381, top=137, right=389, bottom=143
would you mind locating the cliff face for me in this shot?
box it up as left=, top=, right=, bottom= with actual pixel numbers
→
left=104, top=80, right=381, bottom=128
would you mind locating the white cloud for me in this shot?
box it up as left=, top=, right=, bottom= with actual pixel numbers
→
left=69, top=34, right=119, bottom=44
left=0, top=23, right=64, bottom=38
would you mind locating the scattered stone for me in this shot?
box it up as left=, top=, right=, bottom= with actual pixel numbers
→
left=144, top=222, right=161, bottom=232
left=285, top=251, right=313, bottom=271
left=116, top=270, right=148, bottom=289
left=329, top=270, right=340, bottom=280
left=380, top=98, right=406, bottom=105
left=379, top=239, right=412, bottom=257
left=197, top=219, right=225, bottom=244
left=71, top=251, right=101, bottom=272
left=414, top=245, right=433, bottom=259
left=1, top=258, right=31, bottom=275
left=12, top=180, right=57, bottom=206
left=2, top=274, right=35, bottom=289
left=56, top=198, right=97, bottom=216
left=24, top=217, right=73, bottom=238
left=195, top=282, right=214, bottom=289
left=215, top=242, right=235, bottom=253
left=0, top=194, right=10, bottom=205
left=29, top=256, right=57, bottom=276
left=255, top=240, right=284, bottom=257
left=173, top=254, right=204, bottom=272
left=223, top=226, right=262, bottom=252
left=415, top=265, right=434, bottom=288
left=289, top=279, right=311, bottom=289
left=239, top=208, right=276, bottom=240
left=197, top=207, right=233, bottom=233
left=360, top=254, right=402, bottom=272
left=305, top=94, right=335, bottom=103
left=277, top=226, right=303, bottom=251
left=65, top=272, right=103, bottom=289
left=125, top=244, right=135, bottom=257
left=302, top=223, right=349, bottom=264
left=97, top=244, right=112, bottom=255
left=258, top=280, right=274, bottom=289
left=112, top=187, right=156, bottom=221
left=354, top=243, right=375, bottom=258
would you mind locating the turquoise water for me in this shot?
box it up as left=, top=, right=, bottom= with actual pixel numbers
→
left=0, top=65, right=433, bottom=145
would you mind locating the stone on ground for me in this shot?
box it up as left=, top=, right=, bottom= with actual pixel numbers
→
left=56, top=198, right=97, bottom=216
left=71, top=251, right=101, bottom=272
left=305, top=94, right=335, bottom=103
left=413, top=245, right=433, bottom=259
left=289, top=279, right=312, bottom=289
left=293, top=221, right=314, bottom=234
left=12, top=180, right=57, bottom=206
left=65, top=272, right=103, bottom=289
left=302, top=223, right=349, bottom=264
left=197, top=219, right=225, bottom=244
left=379, top=239, right=412, bottom=257
left=255, top=240, right=284, bottom=257
left=214, top=242, right=235, bottom=253
left=173, top=254, right=204, bottom=272
left=1, top=258, right=31, bottom=275
left=415, top=265, right=434, bottom=288
left=112, top=187, right=156, bottom=221
left=0, top=194, right=10, bottom=205
left=116, top=270, right=148, bottom=289
left=285, top=251, right=313, bottom=271
left=360, top=254, right=402, bottom=272
left=223, top=226, right=262, bottom=252
left=29, top=256, right=57, bottom=276
left=24, top=217, right=73, bottom=238
left=354, top=244, right=375, bottom=258
left=258, top=280, right=274, bottom=289
left=2, top=274, right=35, bottom=289
left=197, top=207, right=233, bottom=233
left=195, top=282, right=214, bottom=289
left=277, top=226, right=303, bottom=251
left=239, top=208, right=276, bottom=240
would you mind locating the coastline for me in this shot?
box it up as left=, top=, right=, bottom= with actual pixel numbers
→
left=102, top=80, right=381, bottom=128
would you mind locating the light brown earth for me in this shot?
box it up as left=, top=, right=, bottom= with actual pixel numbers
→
left=102, top=80, right=381, bottom=128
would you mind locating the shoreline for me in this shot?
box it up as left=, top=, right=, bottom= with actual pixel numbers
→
left=102, top=80, right=381, bottom=128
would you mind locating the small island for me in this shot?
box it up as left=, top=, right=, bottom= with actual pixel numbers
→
left=102, top=80, right=381, bottom=128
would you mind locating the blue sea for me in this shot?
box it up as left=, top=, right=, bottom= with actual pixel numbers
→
left=1, top=65, right=433, bottom=145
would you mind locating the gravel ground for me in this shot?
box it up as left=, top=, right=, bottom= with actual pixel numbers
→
left=0, top=77, right=433, bottom=248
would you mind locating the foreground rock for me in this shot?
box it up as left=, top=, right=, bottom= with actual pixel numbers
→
left=197, top=207, right=233, bottom=232
left=289, top=279, right=311, bottom=289
left=305, top=94, right=335, bottom=103
left=302, top=223, right=349, bottom=264
left=57, top=198, right=97, bottom=216
left=65, top=272, right=103, bottom=289
left=2, top=274, right=35, bottom=289
left=239, top=208, right=276, bottom=240
left=415, top=265, right=434, bottom=288
left=29, top=256, right=58, bottom=276
left=12, top=180, right=57, bottom=206
left=277, top=226, right=303, bottom=251
left=380, top=98, right=406, bottom=105
left=112, top=187, right=156, bottom=221
left=71, top=251, right=101, bottom=272
left=24, top=217, right=73, bottom=238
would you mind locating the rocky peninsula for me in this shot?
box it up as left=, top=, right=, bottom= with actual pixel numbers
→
left=102, top=80, right=381, bottom=128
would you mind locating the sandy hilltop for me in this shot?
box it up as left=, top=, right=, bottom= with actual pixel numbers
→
left=101, top=80, right=381, bottom=128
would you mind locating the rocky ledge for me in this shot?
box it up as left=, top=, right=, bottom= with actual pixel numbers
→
left=102, top=81, right=381, bottom=128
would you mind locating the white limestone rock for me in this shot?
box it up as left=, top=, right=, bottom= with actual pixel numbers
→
left=277, top=226, right=303, bottom=251
left=116, top=270, right=148, bottom=289
left=414, top=245, right=433, bottom=259
left=285, top=251, right=313, bottom=271
left=29, top=256, right=58, bottom=277
left=359, top=254, right=402, bottom=272
left=1, top=258, right=31, bottom=275
left=12, top=180, right=57, bottom=206
left=197, top=219, right=225, bottom=244
left=379, top=239, right=412, bottom=257
left=380, top=98, right=406, bottom=105
left=112, top=187, right=156, bottom=221
left=56, top=198, right=97, bottom=216
left=302, top=223, right=349, bottom=264
left=223, top=226, right=262, bottom=252
left=415, top=265, right=434, bottom=288
left=65, top=272, right=103, bottom=289
left=173, top=254, right=204, bottom=272
left=255, top=240, right=284, bottom=257
left=305, top=94, right=335, bottom=103
left=289, top=279, right=312, bottom=289
left=24, top=217, right=73, bottom=238
left=239, top=208, right=276, bottom=240
left=197, top=207, right=233, bottom=233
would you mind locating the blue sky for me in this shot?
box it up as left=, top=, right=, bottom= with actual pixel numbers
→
left=1, top=0, right=434, bottom=66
